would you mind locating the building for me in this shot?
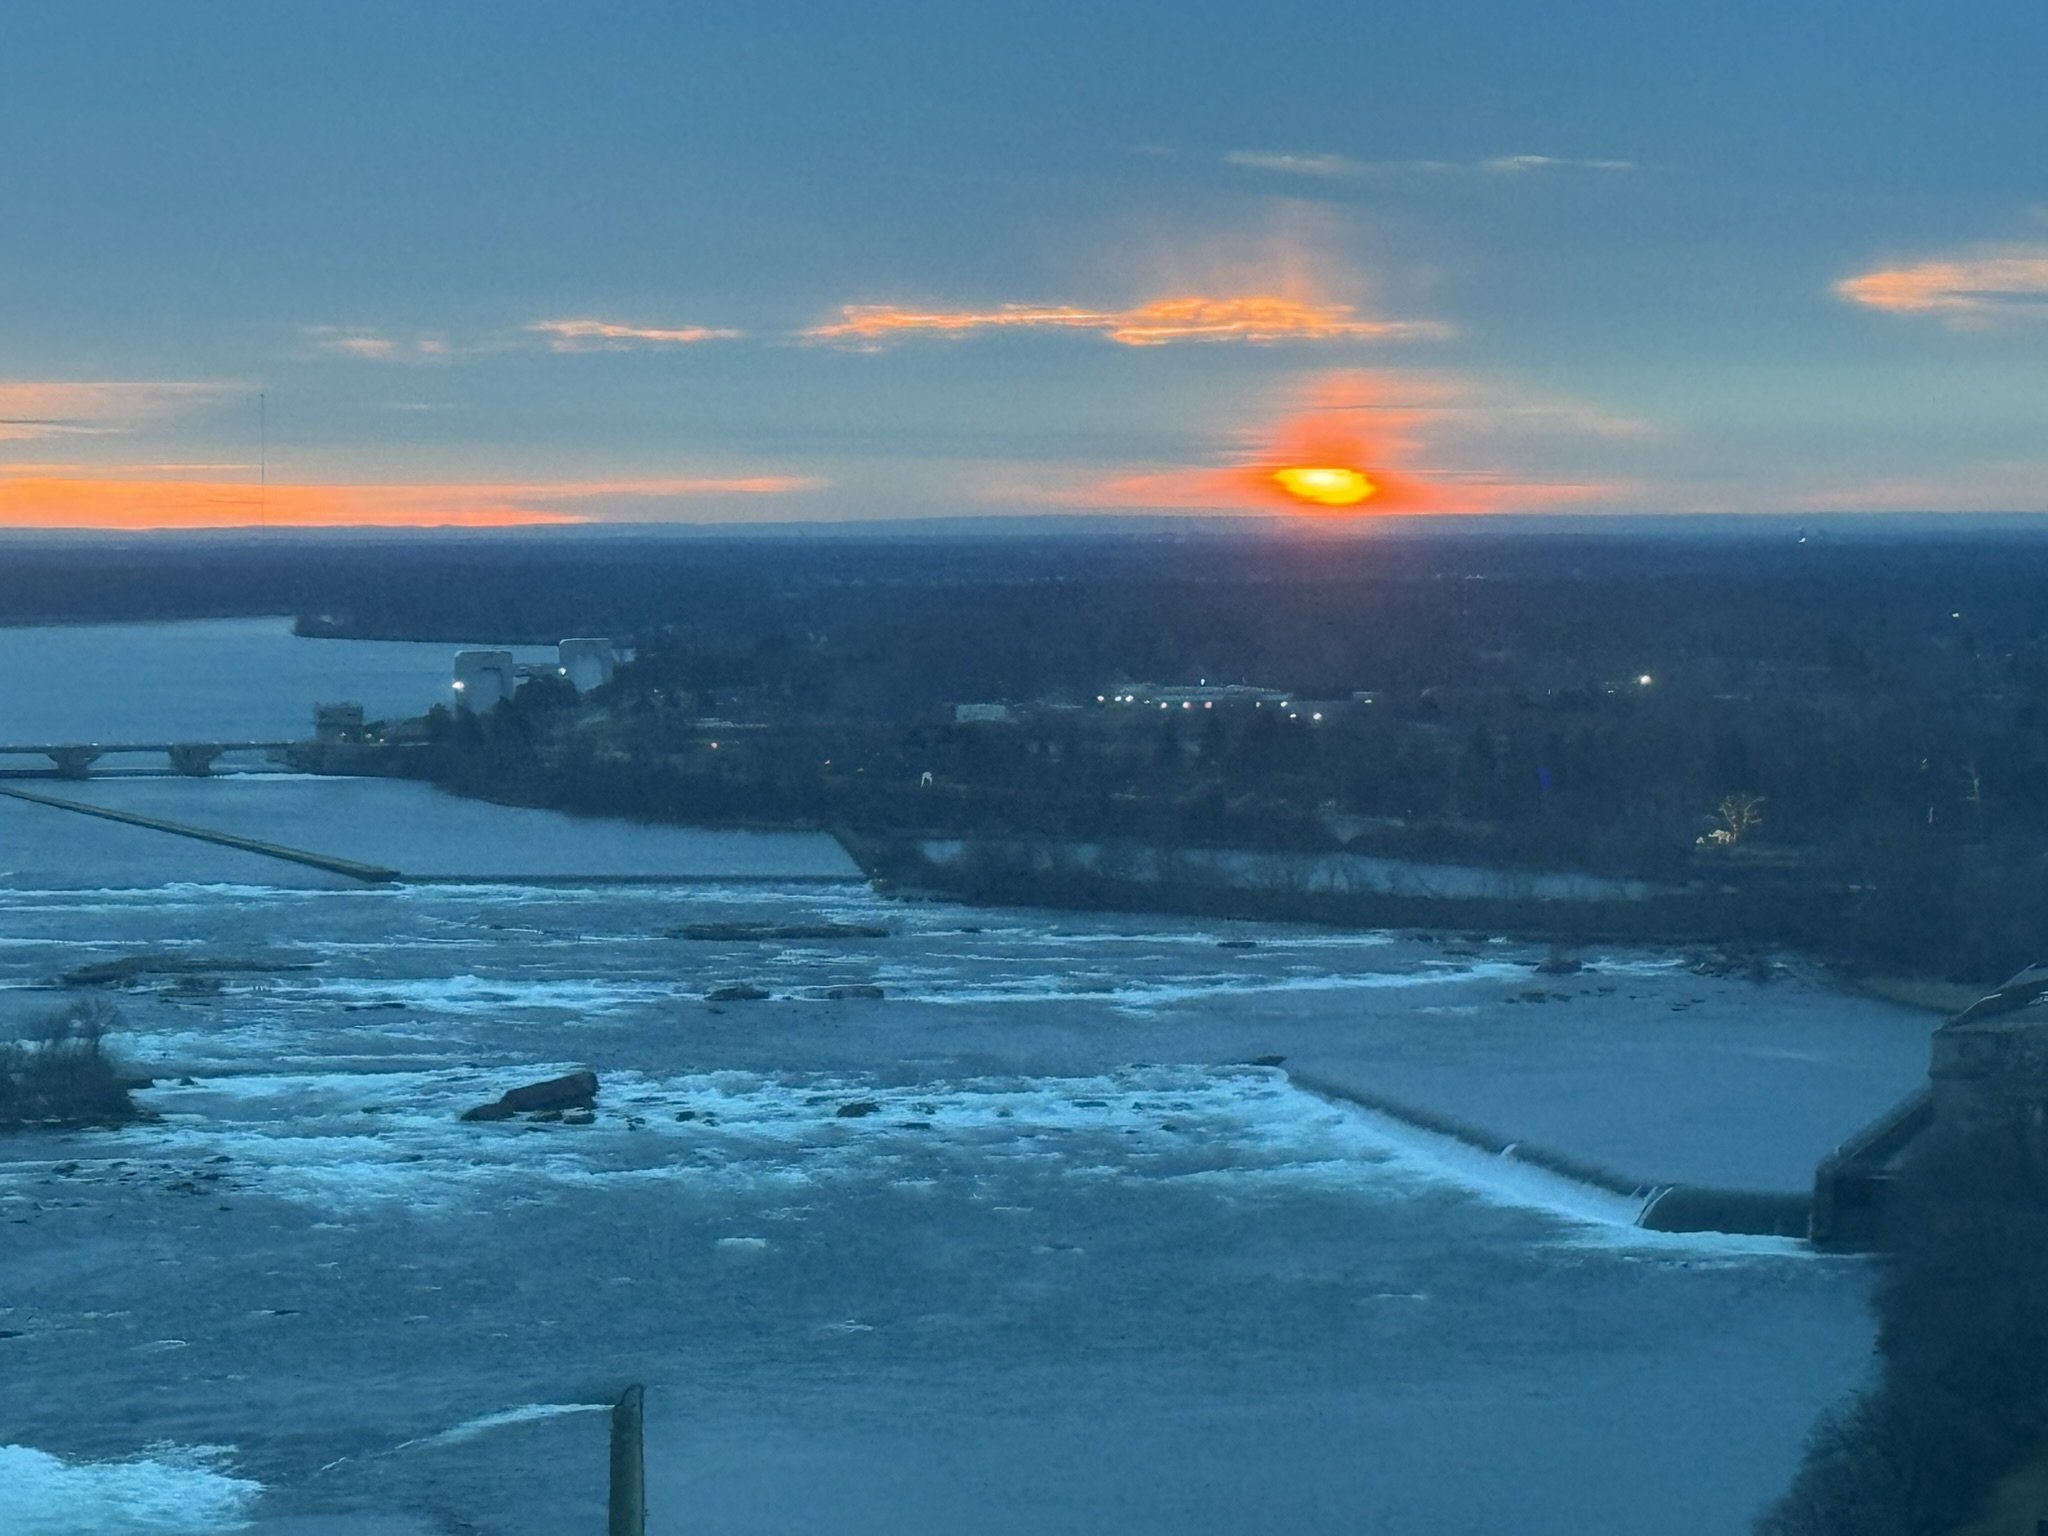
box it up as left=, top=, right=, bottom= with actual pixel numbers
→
left=952, top=703, right=1014, bottom=724
left=451, top=650, right=518, bottom=710
left=557, top=637, right=617, bottom=693
left=312, top=702, right=367, bottom=743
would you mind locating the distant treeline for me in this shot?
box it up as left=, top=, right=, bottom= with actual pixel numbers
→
left=17, top=526, right=2048, bottom=976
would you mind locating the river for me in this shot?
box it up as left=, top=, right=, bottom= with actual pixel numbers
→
left=0, top=619, right=1931, bottom=1535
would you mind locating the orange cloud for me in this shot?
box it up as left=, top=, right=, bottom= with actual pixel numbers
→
left=1835, top=247, right=2048, bottom=325
left=0, top=474, right=819, bottom=530
left=806, top=295, right=1445, bottom=348
left=527, top=318, right=744, bottom=351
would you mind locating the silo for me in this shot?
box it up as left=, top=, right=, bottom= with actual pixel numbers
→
left=558, top=637, right=617, bottom=693
left=451, top=650, right=518, bottom=710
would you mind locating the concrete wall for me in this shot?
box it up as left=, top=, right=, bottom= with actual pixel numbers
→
left=1930, top=1011, right=2048, bottom=1168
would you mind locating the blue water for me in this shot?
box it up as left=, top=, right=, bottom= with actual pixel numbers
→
left=0, top=620, right=1908, bottom=1535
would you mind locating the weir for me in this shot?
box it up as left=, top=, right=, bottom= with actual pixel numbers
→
left=0, top=784, right=398, bottom=884
left=1288, top=1069, right=1847, bottom=1243
left=1297, top=962, right=2048, bottom=1247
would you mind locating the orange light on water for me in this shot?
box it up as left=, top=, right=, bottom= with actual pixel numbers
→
left=1270, top=465, right=1376, bottom=507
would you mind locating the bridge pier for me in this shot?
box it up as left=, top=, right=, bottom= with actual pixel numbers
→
left=166, top=743, right=224, bottom=777
left=44, top=747, right=101, bottom=780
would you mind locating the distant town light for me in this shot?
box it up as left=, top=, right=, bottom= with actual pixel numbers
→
left=451, top=680, right=465, bottom=691
left=1637, top=673, right=1654, bottom=686
left=1312, top=711, right=1323, bottom=721
left=1096, top=695, right=1105, bottom=703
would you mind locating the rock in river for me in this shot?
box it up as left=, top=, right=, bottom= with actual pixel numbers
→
left=706, top=984, right=772, bottom=1003
left=459, top=1070, right=599, bottom=1123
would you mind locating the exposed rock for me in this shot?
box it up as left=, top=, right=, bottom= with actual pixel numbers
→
left=1216, top=939, right=1258, bottom=950
left=1534, top=951, right=1585, bottom=975
left=705, top=984, right=772, bottom=1003
left=822, top=984, right=886, bottom=1001
left=835, top=1100, right=881, bottom=1118
left=459, top=1069, right=600, bottom=1123
left=1247, top=1054, right=1287, bottom=1068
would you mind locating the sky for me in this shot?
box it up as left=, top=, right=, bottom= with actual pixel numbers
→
left=4, top=1, right=2048, bottom=529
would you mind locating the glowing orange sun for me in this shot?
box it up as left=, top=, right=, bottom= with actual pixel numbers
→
left=1270, top=464, right=1377, bottom=507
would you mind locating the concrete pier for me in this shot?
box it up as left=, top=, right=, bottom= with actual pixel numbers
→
left=0, top=784, right=398, bottom=883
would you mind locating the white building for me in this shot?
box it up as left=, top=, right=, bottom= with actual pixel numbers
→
left=451, top=649, right=518, bottom=710
left=557, top=637, right=617, bottom=693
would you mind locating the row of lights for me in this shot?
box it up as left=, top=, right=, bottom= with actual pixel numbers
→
left=1094, top=692, right=1324, bottom=722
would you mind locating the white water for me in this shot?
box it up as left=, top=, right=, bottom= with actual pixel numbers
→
left=0, top=618, right=1934, bottom=1535
left=0, top=1444, right=262, bottom=1536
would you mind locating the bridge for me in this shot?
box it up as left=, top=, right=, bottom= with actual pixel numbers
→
left=0, top=741, right=293, bottom=778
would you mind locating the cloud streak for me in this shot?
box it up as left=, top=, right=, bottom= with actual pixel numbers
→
left=526, top=318, right=745, bottom=351
left=1224, top=150, right=1635, bottom=179
left=1835, top=247, right=2048, bottom=326
left=0, top=473, right=820, bottom=529
left=806, top=295, right=1445, bottom=349
left=0, top=381, right=234, bottom=439
left=305, top=327, right=453, bottom=362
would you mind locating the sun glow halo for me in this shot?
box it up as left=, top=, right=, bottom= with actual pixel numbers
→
left=1270, top=464, right=1376, bottom=508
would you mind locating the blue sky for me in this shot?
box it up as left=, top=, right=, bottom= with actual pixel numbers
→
left=5, top=2, right=2047, bottom=525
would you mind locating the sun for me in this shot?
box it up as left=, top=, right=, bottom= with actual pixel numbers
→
left=1270, top=464, right=1377, bottom=508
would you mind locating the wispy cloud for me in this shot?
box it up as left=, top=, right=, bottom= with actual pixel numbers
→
left=1222, top=150, right=1363, bottom=178
left=0, top=381, right=234, bottom=440
left=526, top=318, right=745, bottom=352
left=1834, top=246, right=2048, bottom=326
left=1473, top=154, right=1634, bottom=174
left=305, top=327, right=453, bottom=362
left=0, top=473, right=821, bottom=530
left=807, top=295, right=1445, bottom=349
left=1223, top=149, right=1634, bottom=179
